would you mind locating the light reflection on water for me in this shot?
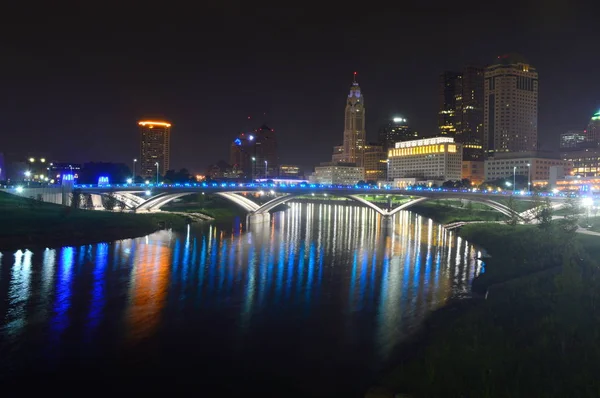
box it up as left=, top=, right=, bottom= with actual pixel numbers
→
left=0, top=203, right=483, bottom=395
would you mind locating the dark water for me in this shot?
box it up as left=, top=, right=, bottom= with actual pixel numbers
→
left=0, top=203, right=483, bottom=396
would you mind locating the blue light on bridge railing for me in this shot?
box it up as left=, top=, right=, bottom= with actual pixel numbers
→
left=300, top=184, right=306, bottom=188
left=98, top=176, right=109, bottom=186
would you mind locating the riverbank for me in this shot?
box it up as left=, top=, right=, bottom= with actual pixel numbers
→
left=0, top=191, right=189, bottom=251
left=372, top=221, right=600, bottom=397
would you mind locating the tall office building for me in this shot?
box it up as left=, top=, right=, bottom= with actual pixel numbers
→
left=378, top=117, right=417, bottom=150
left=457, top=66, right=484, bottom=160
left=439, top=67, right=484, bottom=160
left=139, top=120, right=171, bottom=177
left=483, top=54, right=538, bottom=156
left=438, top=71, right=461, bottom=137
left=585, top=110, right=600, bottom=145
left=230, top=124, right=278, bottom=179
left=334, top=72, right=366, bottom=166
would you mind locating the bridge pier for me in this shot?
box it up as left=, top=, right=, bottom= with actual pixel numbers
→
left=246, top=212, right=270, bottom=226
left=380, top=215, right=394, bottom=233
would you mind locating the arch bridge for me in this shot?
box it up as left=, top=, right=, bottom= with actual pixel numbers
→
left=74, top=182, right=570, bottom=225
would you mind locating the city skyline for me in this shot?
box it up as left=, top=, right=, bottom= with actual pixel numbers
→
left=1, top=4, right=599, bottom=172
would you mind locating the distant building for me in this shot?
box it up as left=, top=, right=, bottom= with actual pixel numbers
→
left=363, top=144, right=387, bottom=182
left=278, top=164, right=302, bottom=178
left=484, top=152, right=570, bottom=184
left=462, top=161, right=485, bottom=185
left=585, top=110, right=600, bottom=145
left=229, top=124, right=278, bottom=179
left=332, top=73, right=366, bottom=166
left=139, top=120, right=171, bottom=178
left=332, top=145, right=345, bottom=163
left=438, top=71, right=461, bottom=137
left=310, top=162, right=364, bottom=185
left=49, top=162, right=82, bottom=184
left=560, top=130, right=587, bottom=150
left=387, top=137, right=463, bottom=183
left=484, top=54, right=538, bottom=155
left=561, top=147, right=600, bottom=177
left=378, top=117, right=417, bottom=151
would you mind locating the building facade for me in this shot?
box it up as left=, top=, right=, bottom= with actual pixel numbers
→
left=278, top=164, right=302, bottom=178
left=310, top=162, right=364, bottom=185
left=363, top=144, right=387, bottom=182
left=139, top=120, right=171, bottom=177
left=483, top=55, right=538, bottom=155
left=484, top=152, right=570, bottom=183
left=332, top=145, right=345, bottom=163
left=387, top=137, right=463, bottom=182
left=229, top=124, right=278, bottom=179
left=561, top=147, right=600, bottom=177
left=585, top=110, right=600, bottom=145
left=560, top=130, right=587, bottom=150
left=378, top=117, right=417, bottom=151
left=333, top=73, right=366, bottom=166
left=438, top=71, right=461, bottom=137
left=462, top=161, right=485, bottom=185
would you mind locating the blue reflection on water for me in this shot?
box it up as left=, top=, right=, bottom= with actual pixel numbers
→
left=87, top=243, right=108, bottom=337
left=51, top=247, right=74, bottom=340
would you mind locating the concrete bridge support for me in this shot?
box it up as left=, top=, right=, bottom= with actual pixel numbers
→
left=246, top=212, right=271, bottom=226
left=381, top=215, right=395, bottom=233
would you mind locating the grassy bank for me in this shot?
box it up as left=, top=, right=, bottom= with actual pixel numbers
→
left=408, top=200, right=507, bottom=224
left=0, top=191, right=188, bottom=250
left=378, top=222, right=600, bottom=397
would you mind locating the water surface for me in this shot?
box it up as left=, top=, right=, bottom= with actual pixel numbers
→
left=0, top=203, right=483, bottom=396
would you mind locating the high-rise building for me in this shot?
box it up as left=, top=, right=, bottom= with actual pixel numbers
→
left=483, top=54, right=538, bottom=156
left=378, top=117, right=417, bottom=151
left=334, top=72, right=366, bottom=166
left=438, top=72, right=461, bottom=137
left=439, top=67, right=484, bottom=159
left=585, top=110, right=600, bottom=145
left=363, top=144, right=387, bottom=182
left=229, top=124, right=278, bottom=179
left=560, top=130, right=586, bottom=150
left=0, top=152, right=5, bottom=181
left=139, top=120, right=171, bottom=177
left=457, top=66, right=485, bottom=160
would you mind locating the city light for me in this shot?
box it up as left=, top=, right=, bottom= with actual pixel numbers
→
left=582, top=197, right=593, bottom=207
left=393, top=117, right=406, bottom=123
left=29, top=158, right=35, bottom=163
left=249, top=135, right=254, bottom=141
left=24, top=171, right=31, bottom=178
left=40, top=158, right=46, bottom=163
left=138, top=121, right=171, bottom=127
left=126, top=178, right=133, bottom=184
left=145, top=190, right=152, bottom=196
left=145, top=180, right=150, bottom=184
left=15, top=186, right=23, bottom=193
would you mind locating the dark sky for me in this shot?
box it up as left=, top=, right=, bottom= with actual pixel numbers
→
left=2, top=1, right=599, bottom=173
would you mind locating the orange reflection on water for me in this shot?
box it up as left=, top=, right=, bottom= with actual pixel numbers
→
left=126, top=239, right=171, bottom=343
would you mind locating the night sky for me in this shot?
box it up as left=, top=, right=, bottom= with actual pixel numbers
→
left=2, top=2, right=599, bottom=173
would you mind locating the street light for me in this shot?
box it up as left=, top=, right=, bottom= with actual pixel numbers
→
left=513, top=166, right=517, bottom=194
left=251, top=157, right=256, bottom=181
left=527, top=163, right=531, bottom=193
left=265, top=160, right=268, bottom=179
left=155, top=162, right=159, bottom=185
left=132, top=158, right=137, bottom=183
left=505, top=181, right=512, bottom=187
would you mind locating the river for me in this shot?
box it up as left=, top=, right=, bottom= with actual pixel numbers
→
left=0, top=203, right=483, bottom=396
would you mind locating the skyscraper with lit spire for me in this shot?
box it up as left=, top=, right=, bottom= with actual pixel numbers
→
left=334, top=72, right=366, bottom=166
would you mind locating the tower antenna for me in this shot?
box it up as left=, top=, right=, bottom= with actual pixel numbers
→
left=353, top=71, right=357, bottom=83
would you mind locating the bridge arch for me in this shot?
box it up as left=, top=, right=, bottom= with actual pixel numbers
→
left=389, top=196, right=522, bottom=219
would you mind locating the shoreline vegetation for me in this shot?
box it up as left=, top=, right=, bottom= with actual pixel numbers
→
left=370, top=209, right=600, bottom=396
left=0, top=191, right=190, bottom=251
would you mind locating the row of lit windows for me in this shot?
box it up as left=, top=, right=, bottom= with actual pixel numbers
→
left=388, top=144, right=457, bottom=157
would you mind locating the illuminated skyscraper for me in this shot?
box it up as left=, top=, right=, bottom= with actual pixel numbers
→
left=229, top=124, right=278, bottom=179
left=438, top=71, right=461, bottom=137
left=484, top=54, right=538, bottom=155
left=439, top=67, right=484, bottom=160
left=334, top=72, right=366, bottom=166
left=139, top=120, right=171, bottom=177
left=378, top=117, right=417, bottom=150
left=585, top=110, right=600, bottom=145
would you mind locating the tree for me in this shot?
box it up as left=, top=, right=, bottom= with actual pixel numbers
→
left=103, top=191, right=118, bottom=211
left=535, top=197, right=553, bottom=230
left=84, top=194, right=95, bottom=210
left=70, top=188, right=82, bottom=209
left=558, top=196, right=580, bottom=233
left=506, top=195, right=519, bottom=226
